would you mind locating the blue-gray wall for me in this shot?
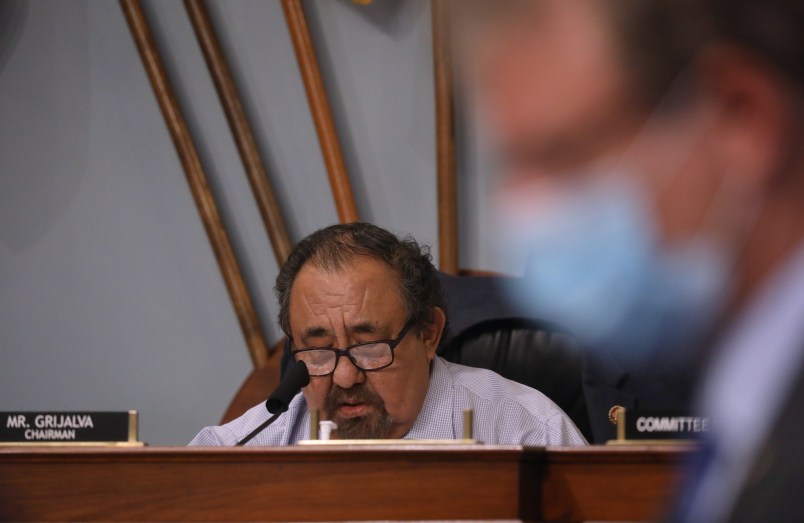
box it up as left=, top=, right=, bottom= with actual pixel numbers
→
left=0, top=0, right=504, bottom=445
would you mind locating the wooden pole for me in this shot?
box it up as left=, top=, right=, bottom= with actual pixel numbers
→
left=120, top=0, right=270, bottom=369
left=184, top=0, right=293, bottom=266
left=281, top=0, right=359, bottom=224
left=432, top=0, right=459, bottom=274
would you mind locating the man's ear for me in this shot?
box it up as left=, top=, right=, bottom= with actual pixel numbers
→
left=420, top=307, right=447, bottom=361
left=697, top=45, right=796, bottom=189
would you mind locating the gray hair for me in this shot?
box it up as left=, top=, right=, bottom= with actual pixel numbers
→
left=275, top=222, right=447, bottom=338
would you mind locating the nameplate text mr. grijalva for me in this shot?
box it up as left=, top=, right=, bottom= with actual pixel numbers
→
left=0, top=411, right=139, bottom=444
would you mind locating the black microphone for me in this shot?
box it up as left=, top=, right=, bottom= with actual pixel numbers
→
left=266, top=360, right=310, bottom=414
left=236, top=360, right=310, bottom=446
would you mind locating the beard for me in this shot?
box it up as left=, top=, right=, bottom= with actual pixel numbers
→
left=324, top=383, right=392, bottom=439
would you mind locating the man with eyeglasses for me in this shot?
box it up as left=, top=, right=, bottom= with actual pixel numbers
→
left=190, top=222, right=587, bottom=445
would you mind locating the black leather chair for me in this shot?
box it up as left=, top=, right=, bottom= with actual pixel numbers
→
left=437, top=316, right=593, bottom=442
left=436, top=272, right=593, bottom=442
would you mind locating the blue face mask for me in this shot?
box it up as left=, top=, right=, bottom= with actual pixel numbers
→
left=496, top=174, right=732, bottom=365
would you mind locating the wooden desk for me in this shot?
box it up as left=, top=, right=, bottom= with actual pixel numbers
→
left=0, top=445, right=689, bottom=522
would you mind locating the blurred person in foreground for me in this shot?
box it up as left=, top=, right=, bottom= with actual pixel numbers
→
left=190, top=222, right=586, bottom=446
left=455, top=0, right=804, bottom=521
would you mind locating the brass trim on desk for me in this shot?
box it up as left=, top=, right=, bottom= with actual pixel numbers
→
left=128, top=410, right=138, bottom=443
left=0, top=441, right=145, bottom=447
left=297, top=438, right=478, bottom=446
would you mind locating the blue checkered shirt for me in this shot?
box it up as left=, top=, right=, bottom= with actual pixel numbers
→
left=189, top=357, right=588, bottom=446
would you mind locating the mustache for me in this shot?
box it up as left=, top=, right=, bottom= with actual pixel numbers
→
left=324, top=383, right=384, bottom=412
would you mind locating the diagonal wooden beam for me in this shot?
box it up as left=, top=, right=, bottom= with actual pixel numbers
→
left=281, top=0, right=359, bottom=224
left=432, top=0, right=459, bottom=274
left=184, top=0, right=293, bottom=266
left=120, top=0, right=270, bottom=369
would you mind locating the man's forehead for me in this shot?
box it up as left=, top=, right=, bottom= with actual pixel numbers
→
left=288, top=258, right=404, bottom=333
left=292, top=257, right=399, bottom=296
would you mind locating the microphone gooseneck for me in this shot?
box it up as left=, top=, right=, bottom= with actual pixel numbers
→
left=236, top=360, right=310, bottom=446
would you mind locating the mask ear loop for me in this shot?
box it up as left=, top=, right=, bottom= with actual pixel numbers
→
left=608, top=65, right=716, bottom=183
left=679, top=164, right=764, bottom=331
left=591, top=63, right=763, bottom=332
left=654, top=70, right=762, bottom=262
left=604, top=58, right=761, bottom=243
left=624, top=66, right=764, bottom=314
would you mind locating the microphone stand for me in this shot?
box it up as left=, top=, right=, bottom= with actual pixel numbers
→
left=235, top=360, right=309, bottom=446
left=237, top=412, right=282, bottom=446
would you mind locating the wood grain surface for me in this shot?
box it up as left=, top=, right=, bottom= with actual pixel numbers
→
left=0, top=444, right=688, bottom=522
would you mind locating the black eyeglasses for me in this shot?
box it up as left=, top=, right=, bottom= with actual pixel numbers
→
left=290, top=319, right=416, bottom=377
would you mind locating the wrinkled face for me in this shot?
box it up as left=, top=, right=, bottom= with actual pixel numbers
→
left=464, top=0, right=725, bottom=246
left=288, top=257, right=442, bottom=439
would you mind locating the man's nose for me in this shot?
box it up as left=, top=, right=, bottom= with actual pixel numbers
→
left=332, top=354, right=366, bottom=389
